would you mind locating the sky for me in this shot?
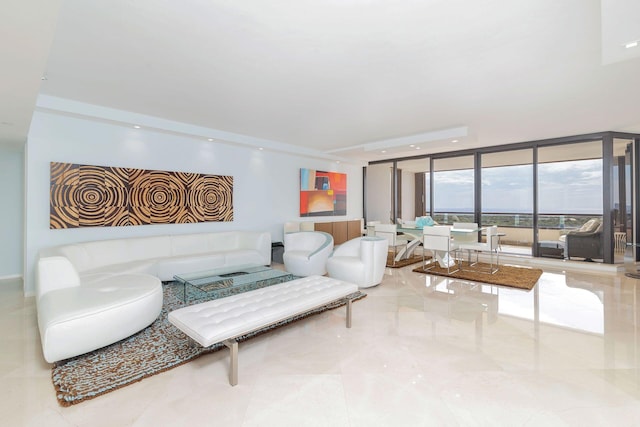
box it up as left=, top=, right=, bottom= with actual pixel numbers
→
left=432, top=159, right=604, bottom=214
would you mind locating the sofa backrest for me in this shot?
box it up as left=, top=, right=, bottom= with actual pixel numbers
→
left=170, top=233, right=211, bottom=256
left=41, top=231, right=272, bottom=273
left=578, top=218, right=602, bottom=233
left=49, top=236, right=172, bottom=273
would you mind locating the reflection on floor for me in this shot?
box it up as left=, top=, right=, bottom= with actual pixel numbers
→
left=498, top=243, right=627, bottom=264
left=2, top=262, right=640, bottom=426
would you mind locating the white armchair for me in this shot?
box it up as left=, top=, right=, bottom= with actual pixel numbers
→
left=326, top=237, right=389, bottom=288
left=283, top=231, right=334, bottom=276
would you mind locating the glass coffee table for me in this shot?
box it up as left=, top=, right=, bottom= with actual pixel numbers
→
left=174, top=264, right=296, bottom=304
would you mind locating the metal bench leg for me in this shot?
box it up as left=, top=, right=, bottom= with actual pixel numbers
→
left=346, top=298, right=352, bottom=328
left=224, top=339, right=238, bottom=386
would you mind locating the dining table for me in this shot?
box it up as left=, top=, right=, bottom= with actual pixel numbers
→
left=394, top=226, right=425, bottom=262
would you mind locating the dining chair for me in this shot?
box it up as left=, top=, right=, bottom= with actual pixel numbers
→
left=374, top=223, right=409, bottom=265
left=422, top=225, right=460, bottom=274
left=366, top=220, right=381, bottom=236
left=457, top=225, right=500, bottom=274
left=452, top=222, right=479, bottom=244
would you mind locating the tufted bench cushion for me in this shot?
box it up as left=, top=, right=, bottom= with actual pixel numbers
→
left=168, top=275, right=359, bottom=385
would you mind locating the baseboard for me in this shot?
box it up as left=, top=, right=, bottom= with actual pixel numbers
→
left=0, top=274, right=22, bottom=281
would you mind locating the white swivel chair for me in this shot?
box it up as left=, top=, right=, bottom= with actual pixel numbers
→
left=457, top=225, right=500, bottom=274
left=326, top=236, right=389, bottom=288
left=283, top=231, right=334, bottom=276
left=373, top=223, right=409, bottom=265
left=422, top=225, right=460, bottom=274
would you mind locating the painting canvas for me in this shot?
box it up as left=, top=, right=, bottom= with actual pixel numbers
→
left=300, top=168, right=346, bottom=217
left=50, top=162, right=233, bottom=229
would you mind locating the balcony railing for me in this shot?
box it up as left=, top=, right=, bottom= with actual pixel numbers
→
left=432, top=212, right=602, bottom=229
left=431, top=212, right=606, bottom=248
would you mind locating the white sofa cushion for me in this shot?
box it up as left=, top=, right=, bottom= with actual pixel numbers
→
left=155, top=253, right=226, bottom=281
left=38, top=273, right=162, bottom=363
left=170, top=234, right=210, bottom=256
left=126, top=236, right=172, bottom=261
left=82, top=259, right=158, bottom=277
left=224, top=249, right=267, bottom=267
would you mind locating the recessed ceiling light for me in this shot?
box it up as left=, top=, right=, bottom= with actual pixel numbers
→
left=133, top=125, right=141, bottom=129
left=381, top=150, right=386, bottom=153
left=415, top=146, right=421, bottom=150
left=409, top=144, right=415, bottom=148
left=336, top=160, right=340, bottom=164
left=207, top=138, right=213, bottom=142
left=625, top=40, right=639, bottom=49
left=452, top=139, right=458, bottom=143
left=258, top=147, right=264, bottom=150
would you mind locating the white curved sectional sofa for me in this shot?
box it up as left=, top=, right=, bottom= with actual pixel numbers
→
left=36, top=231, right=271, bottom=363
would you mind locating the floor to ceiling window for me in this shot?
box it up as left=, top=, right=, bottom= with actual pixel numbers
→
left=481, top=149, right=533, bottom=255
left=613, top=138, right=634, bottom=263
left=365, top=132, right=639, bottom=264
left=432, top=155, right=474, bottom=225
left=537, top=141, right=603, bottom=262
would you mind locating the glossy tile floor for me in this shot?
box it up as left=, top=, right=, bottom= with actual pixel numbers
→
left=2, top=261, right=640, bottom=426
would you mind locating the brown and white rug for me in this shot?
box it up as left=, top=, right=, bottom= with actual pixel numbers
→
left=52, top=282, right=366, bottom=406
left=413, top=262, right=542, bottom=290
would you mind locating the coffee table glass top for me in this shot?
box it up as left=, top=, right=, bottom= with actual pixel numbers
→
left=174, top=264, right=295, bottom=303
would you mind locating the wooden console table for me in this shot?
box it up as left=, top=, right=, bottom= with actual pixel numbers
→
left=314, top=220, right=362, bottom=245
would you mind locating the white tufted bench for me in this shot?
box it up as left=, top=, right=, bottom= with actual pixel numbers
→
left=168, top=275, right=359, bottom=385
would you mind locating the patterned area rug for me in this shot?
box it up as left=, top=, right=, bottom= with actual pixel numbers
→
left=52, top=282, right=366, bottom=406
left=412, top=262, right=542, bottom=290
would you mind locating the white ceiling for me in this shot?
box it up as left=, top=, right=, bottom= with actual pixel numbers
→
left=3, top=0, right=640, bottom=162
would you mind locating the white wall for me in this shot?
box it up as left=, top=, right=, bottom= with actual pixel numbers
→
left=366, top=163, right=391, bottom=224
left=0, top=146, right=24, bottom=278
left=401, top=169, right=415, bottom=221
left=24, top=110, right=363, bottom=295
